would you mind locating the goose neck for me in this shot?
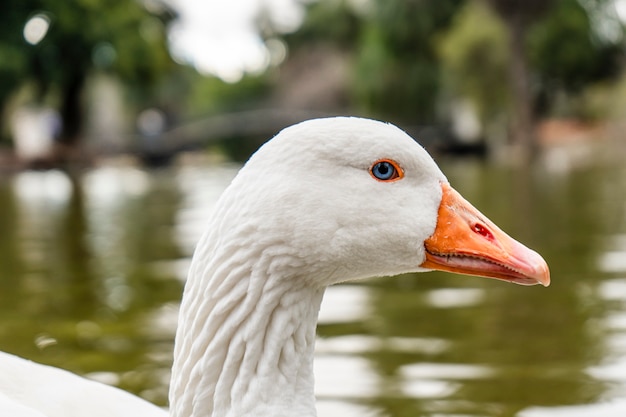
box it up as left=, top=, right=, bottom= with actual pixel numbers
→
left=170, top=244, right=325, bottom=417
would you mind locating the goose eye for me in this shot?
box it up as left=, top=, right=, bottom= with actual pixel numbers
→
left=370, top=159, right=403, bottom=182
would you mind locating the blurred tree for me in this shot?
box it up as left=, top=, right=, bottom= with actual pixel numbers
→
left=282, top=0, right=363, bottom=49
left=438, top=1, right=510, bottom=129
left=485, top=0, right=553, bottom=159
left=282, top=0, right=625, bottom=150
left=0, top=0, right=174, bottom=153
left=353, top=0, right=464, bottom=124
left=278, top=0, right=363, bottom=112
left=0, top=2, right=34, bottom=141
left=279, top=0, right=466, bottom=123
left=438, top=0, right=623, bottom=152
left=528, top=0, right=623, bottom=116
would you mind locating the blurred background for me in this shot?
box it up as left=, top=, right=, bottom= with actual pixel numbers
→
left=2, top=0, right=626, bottom=416
left=4, top=0, right=626, bottom=165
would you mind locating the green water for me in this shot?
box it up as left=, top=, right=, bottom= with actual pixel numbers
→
left=1, top=153, right=625, bottom=417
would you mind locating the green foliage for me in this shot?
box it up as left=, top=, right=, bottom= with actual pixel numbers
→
left=438, top=1, right=511, bottom=123
left=436, top=0, right=625, bottom=124
left=3, top=0, right=624, bottom=147
left=287, top=0, right=625, bottom=127
left=353, top=0, right=464, bottom=124
left=36, top=0, right=172, bottom=86
left=285, top=0, right=362, bottom=48
left=0, top=0, right=174, bottom=142
left=352, top=25, right=392, bottom=111
left=528, top=0, right=622, bottom=93
left=184, top=70, right=272, bottom=118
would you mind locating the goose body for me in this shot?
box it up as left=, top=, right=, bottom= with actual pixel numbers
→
left=0, top=117, right=549, bottom=417
left=0, top=351, right=166, bottom=417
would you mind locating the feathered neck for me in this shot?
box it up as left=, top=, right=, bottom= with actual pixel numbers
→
left=168, top=215, right=325, bottom=417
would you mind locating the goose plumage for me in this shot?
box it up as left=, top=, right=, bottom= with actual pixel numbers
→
left=0, top=117, right=549, bottom=417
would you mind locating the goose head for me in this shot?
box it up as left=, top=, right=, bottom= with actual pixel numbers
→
left=215, top=116, right=549, bottom=287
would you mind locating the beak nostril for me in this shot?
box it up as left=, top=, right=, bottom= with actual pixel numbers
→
left=472, top=223, right=494, bottom=241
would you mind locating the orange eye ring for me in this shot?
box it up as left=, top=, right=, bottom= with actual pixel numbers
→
left=369, top=159, right=404, bottom=182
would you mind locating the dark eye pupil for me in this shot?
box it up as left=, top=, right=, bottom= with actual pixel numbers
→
left=373, top=162, right=394, bottom=180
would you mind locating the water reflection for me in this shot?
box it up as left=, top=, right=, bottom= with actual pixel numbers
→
left=0, top=154, right=625, bottom=416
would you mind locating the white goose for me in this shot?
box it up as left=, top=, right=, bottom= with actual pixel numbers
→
left=0, top=117, right=550, bottom=417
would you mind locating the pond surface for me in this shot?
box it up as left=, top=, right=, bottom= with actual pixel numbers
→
left=1, top=149, right=626, bottom=417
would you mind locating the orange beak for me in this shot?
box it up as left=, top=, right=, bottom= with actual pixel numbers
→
left=420, top=183, right=550, bottom=286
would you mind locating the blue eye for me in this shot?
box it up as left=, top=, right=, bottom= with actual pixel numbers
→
left=370, top=159, right=403, bottom=181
